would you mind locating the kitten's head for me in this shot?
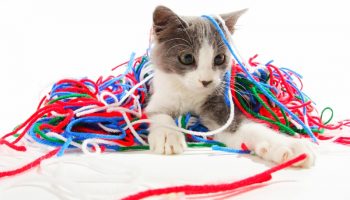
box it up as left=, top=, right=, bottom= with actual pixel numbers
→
left=151, top=6, right=245, bottom=93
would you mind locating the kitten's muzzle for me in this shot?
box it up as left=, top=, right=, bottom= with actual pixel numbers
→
left=201, top=80, right=213, bottom=87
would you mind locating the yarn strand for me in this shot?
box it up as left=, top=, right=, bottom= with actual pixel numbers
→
left=122, top=154, right=307, bottom=200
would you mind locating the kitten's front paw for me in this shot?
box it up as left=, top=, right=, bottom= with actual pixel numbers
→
left=255, top=139, right=316, bottom=168
left=148, top=128, right=187, bottom=155
left=288, top=140, right=316, bottom=168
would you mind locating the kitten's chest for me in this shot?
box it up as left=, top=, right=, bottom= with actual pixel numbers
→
left=150, top=72, right=210, bottom=115
left=173, top=89, right=207, bottom=114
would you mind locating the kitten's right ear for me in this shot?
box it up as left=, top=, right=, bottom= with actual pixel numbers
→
left=220, top=9, right=247, bottom=34
left=153, top=6, right=186, bottom=38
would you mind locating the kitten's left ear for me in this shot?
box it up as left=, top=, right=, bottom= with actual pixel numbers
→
left=220, top=9, right=247, bottom=34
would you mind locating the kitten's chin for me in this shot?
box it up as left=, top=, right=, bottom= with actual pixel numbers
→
left=184, top=84, right=216, bottom=95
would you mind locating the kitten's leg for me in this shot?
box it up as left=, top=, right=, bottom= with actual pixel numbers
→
left=214, top=121, right=316, bottom=168
left=147, top=113, right=187, bottom=155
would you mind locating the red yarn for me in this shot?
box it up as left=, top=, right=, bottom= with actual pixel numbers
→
left=248, top=54, right=259, bottom=67
left=0, top=148, right=59, bottom=179
left=122, top=154, right=307, bottom=200
left=1, top=105, right=66, bottom=148
left=0, top=139, right=26, bottom=151
left=111, top=56, right=143, bottom=71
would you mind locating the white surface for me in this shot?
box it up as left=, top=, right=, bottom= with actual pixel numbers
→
left=0, top=0, right=350, bottom=199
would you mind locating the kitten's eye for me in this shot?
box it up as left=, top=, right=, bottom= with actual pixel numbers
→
left=178, top=53, right=195, bottom=65
left=214, top=54, right=226, bottom=65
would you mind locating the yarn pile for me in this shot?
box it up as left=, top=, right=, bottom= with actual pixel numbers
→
left=232, top=56, right=350, bottom=145
left=0, top=53, right=154, bottom=156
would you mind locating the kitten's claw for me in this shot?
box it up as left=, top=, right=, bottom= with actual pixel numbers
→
left=148, top=128, right=187, bottom=155
left=254, top=138, right=316, bottom=168
left=289, top=140, right=316, bottom=168
left=215, top=123, right=316, bottom=168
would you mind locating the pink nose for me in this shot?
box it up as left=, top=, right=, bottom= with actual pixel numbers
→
left=201, top=80, right=213, bottom=87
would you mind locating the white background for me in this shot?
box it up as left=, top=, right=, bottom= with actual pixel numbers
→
left=0, top=0, right=350, bottom=199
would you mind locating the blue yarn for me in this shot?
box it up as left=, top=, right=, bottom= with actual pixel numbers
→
left=253, top=104, right=263, bottom=113
left=259, top=83, right=278, bottom=94
left=252, top=68, right=269, bottom=83
left=212, top=145, right=251, bottom=154
left=265, top=59, right=274, bottom=66
left=65, top=117, right=127, bottom=140
left=202, top=15, right=318, bottom=143
left=57, top=136, right=73, bottom=157
left=134, top=56, right=150, bottom=82
left=50, top=92, right=78, bottom=97
left=136, top=129, right=149, bottom=135
left=174, top=113, right=226, bottom=145
left=99, top=52, right=136, bottom=91
left=223, top=71, right=232, bottom=106
left=51, top=83, right=69, bottom=93
left=81, top=79, right=96, bottom=87
left=233, top=82, right=258, bottom=105
left=286, top=79, right=307, bottom=115
left=185, top=113, right=191, bottom=125
left=63, top=106, right=82, bottom=110
left=279, top=67, right=303, bottom=79
left=188, top=119, right=209, bottom=133
left=28, top=120, right=65, bottom=147
left=28, top=117, right=130, bottom=149
left=191, top=135, right=223, bottom=145
left=104, top=144, right=119, bottom=151
left=273, top=69, right=315, bottom=105
left=175, top=118, right=179, bottom=127
left=174, top=113, right=224, bottom=145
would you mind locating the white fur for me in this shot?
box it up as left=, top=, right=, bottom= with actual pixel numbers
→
left=146, top=70, right=210, bottom=115
left=183, top=39, right=221, bottom=91
left=146, top=40, right=225, bottom=154
left=214, top=120, right=316, bottom=168
left=197, top=40, right=215, bottom=83
left=147, top=114, right=187, bottom=154
left=146, top=66, right=213, bottom=154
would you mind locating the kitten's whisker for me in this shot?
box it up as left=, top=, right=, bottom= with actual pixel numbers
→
left=232, top=89, right=253, bottom=110
left=217, top=42, right=226, bottom=49
left=162, top=37, right=192, bottom=46
left=175, top=17, right=194, bottom=46
left=219, top=79, right=253, bottom=109
left=221, top=80, right=247, bottom=91
left=166, top=44, right=192, bottom=55
left=233, top=83, right=248, bottom=90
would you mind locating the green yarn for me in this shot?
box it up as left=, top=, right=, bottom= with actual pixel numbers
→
left=48, top=94, right=92, bottom=105
left=33, top=117, right=66, bottom=143
left=235, top=76, right=297, bottom=135
left=116, top=142, right=225, bottom=151
left=321, top=107, right=334, bottom=125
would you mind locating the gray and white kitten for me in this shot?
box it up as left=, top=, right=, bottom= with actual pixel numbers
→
left=146, top=6, right=315, bottom=168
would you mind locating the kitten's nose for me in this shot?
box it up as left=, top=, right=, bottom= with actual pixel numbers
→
left=201, top=80, right=213, bottom=87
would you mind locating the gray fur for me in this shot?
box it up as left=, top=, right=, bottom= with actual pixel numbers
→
left=151, top=5, right=246, bottom=132
left=200, top=91, right=245, bottom=132
left=151, top=6, right=233, bottom=75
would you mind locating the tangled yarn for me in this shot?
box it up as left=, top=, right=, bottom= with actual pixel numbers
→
left=0, top=53, right=153, bottom=156
left=232, top=57, right=350, bottom=145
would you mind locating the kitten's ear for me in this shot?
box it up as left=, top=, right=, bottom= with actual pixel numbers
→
left=220, top=9, right=247, bottom=34
left=153, top=6, right=186, bottom=38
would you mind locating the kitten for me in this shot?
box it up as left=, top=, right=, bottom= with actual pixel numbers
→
left=146, top=6, right=315, bottom=168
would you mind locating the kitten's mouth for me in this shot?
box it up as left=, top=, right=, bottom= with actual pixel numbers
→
left=189, top=84, right=216, bottom=93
